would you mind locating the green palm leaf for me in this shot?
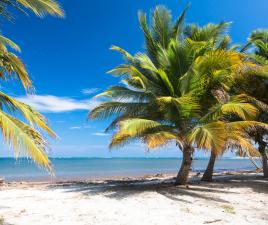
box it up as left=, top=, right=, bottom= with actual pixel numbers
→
left=0, top=110, right=52, bottom=172
left=188, top=121, right=226, bottom=153
left=0, top=91, right=56, bottom=137
left=109, top=118, right=177, bottom=149
left=12, top=0, right=63, bottom=17
left=89, top=102, right=150, bottom=120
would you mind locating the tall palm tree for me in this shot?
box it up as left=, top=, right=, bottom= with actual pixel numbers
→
left=184, top=25, right=264, bottom=182
left=237, top=30, right=268, bottom=177
left=90, top=5, right=260, bottom=184
left=0, top=0, right=63, bottom=171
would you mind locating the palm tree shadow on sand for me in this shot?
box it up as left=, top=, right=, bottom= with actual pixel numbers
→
left=47, top=173, right=268, bottom=203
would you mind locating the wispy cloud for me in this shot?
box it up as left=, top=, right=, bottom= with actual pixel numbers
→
left=69, top=126, right=82, bottom=130
left=69, top=125, right=93, bottom=130
left=17, top=95, right=99, bottom=113
left=55, top=120, right=65, bottom=123
left=91, top=132, right=110, bottom=136
left=81, top=88, right=99, bottom=95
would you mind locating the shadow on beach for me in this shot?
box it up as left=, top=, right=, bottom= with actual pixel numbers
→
left=47, top=172, right=268, bottom=204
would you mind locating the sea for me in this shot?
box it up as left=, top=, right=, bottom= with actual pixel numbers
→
left=0, top=157, right=258, bottom=181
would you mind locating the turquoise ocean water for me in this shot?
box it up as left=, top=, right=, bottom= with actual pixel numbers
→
left=0, top=158, right=257, bottom=181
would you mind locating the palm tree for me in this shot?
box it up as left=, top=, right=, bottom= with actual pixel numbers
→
left=197, top=91, right=266, bottom=181
left=234, top=30, right=268, bottom=177
left=90, top=5, right=260, bottom=184
left=184, top=25, right=267, bottom=182
left=0, top=0, right=63, bottom=171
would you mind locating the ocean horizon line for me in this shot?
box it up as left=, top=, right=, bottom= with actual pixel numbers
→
left=0, top=156, right=250, bottom=160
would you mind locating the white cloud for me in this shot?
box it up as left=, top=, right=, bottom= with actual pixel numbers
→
left=17, top=95, right=99, bottom=113
left=91, top=132, right=110, bottom=136
left=69, top=126, right=81, bottom=130
left=69, top=125, right=93, bottom=130
left=81, top=88, right=99, bottom=95
left=55, top=120, right=65, bottom=123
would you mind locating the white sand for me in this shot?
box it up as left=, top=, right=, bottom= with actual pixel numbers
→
left=0, top=172, right=267, bottom=225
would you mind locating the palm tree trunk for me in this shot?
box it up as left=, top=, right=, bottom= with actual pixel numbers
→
left=175, top=144, right=193, bottom=185
left=259, top=144, right=268, bottom=177
left=201, top=151, right=217, bottom=182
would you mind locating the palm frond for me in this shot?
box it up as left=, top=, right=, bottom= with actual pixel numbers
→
left=0, top=92, right=56, bottom=137
left=151, top=6, right=172, bottom=49
left=203, top=100, right=258, bottom=122
left=15, top=0, right=64, bottom=17
left=0, top=35, right=21, bottom=52
left=225, top=120, right=268, bottom=134
left=184, top=22, right=231, bottom=44
left=0, top=51, right=32, bottom=90
left=96, top=86, right=153, bottom=102
left=110, top=45, right=136, bottom=63
left=156, top=95, right=201, bottom=119
left=217, top=36, right=231, bottom=50
left=233, top=94, right=268, bottom=113
left=109, top=118, right=177, bottom=149
left=107, top=63, right=158, bottom=91
left=89, top=102, right=150, bottom=120
left=0, top=110, right=52, bottom=172
left=143, top=131, right=179, bottom=148
left=157, top=69, right=175, bottom=96
left=188, top=121, right=226, bottom=153
left=138, top=10, right=159, bottom=63
left=228, top=132, right=259, bottom=157
left=171, top=4, right=190, bottom=39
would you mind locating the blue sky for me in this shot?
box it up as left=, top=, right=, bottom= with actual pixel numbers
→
left=0, top=0, right=268, bottom=157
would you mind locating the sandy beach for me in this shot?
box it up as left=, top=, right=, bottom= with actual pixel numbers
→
left=0, top=172, right=267, bottom=225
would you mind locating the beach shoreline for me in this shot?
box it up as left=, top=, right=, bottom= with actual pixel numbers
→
left=0, top=171, right=267, bottom=225
left=1, top=169, right=260, bottom=184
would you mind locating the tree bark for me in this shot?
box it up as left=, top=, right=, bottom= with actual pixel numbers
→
left=201, top=151, right=216, bottom=182
left=175, top=144, right=194, bottom=185
left=259, top=144, right=268, bottom=178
